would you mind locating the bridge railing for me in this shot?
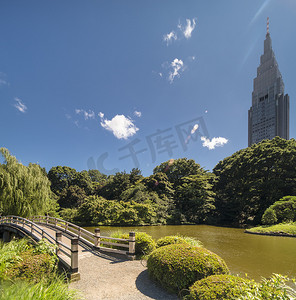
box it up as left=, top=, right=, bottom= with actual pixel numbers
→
left=32, top=216, right=136, bottom=257
left=0, top=215, right=79, bottom=275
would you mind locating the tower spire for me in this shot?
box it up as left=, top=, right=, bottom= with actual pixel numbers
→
left=267, top=17, right=270, bottom=36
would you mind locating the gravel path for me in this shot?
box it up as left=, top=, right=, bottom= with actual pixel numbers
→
left=69, top=249, right=179, bottom=300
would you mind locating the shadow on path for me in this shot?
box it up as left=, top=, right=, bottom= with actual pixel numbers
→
left=135, top=270, right=179, bottom=300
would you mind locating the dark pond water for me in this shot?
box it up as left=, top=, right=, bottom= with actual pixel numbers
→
left=84, top=225, right=296, bottom=281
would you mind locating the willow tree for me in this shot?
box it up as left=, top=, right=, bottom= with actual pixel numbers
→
left=0, top=148, right=56, bottom=217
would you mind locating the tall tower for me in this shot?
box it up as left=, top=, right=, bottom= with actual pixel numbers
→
left=248, top=18, right=289, bottom=146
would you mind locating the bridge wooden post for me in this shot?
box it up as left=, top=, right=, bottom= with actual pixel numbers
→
left=94, top=228, right=100, bottom=248
left=128, top=231, right=136, bottom=260
left=46, top=215, right=49, bottom=224
left=70, top=237, right=80, bottom=281
left=56, top=231, right=62, bottom=255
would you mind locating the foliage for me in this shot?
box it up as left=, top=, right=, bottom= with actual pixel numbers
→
left=88, top=169, right=107, bottom=183
left=0, top=275, right=79, bottom=300
left=156, top=235, right=202, bottom=248
left=153, top=158, right=206, bottom=188
left=213, top=137, right=296, bottom=226
left=76, top=196, right=158, bottom=226
left=175, top=174, right=216, bottom=223
left=237, top=274, right=296, bottom=300
left=262, top=208, right=278, bottom=225
left=266, top=196, right=296, bottom=224
left=59, top=208, right=78, bottom=223
left=58, top=185, right=87, bottom=208
left=0, top=239, right=30, bottom=277
left=0, top=239, right=58, bottom=282
left=48, top=166, right=93, bottom=196
left=119, top=231, right=156, bottom=258
left=247, top=222, right=296, bottom=236
left=184, top=275, right=251, bottom=300
left=98, top=171, right=132, bottom=200
left=120, top=183, right=174, bottom=224
left=147, top=244, right=229, bottom=293
left=0, top=148, right=57, bottom=217
left=141, top=172, right=175, bottom=200
left=5, top=251, right=56, bottom=282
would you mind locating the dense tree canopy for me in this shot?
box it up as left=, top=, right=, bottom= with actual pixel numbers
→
left=5, top=137, right=296, bottom=228
left=0, top=148, right=56, bottom=217
left=213, top=137, right=296, bottom=226
left=153, top=158, right=205, bottom=187
left=175, top=174, right=216, bottom=223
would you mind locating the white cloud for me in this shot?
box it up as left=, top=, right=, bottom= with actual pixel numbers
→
left=99, top=113, right=139, bottom=140
left=163, top=31, right=177, bottom=45
left=201, top=136, right=228, bottom=150
left=159, top=72, right=163, bottom=77
left=14, top=97, right=27, bottom=113
left=191, top=124, right=199, bottom=134
left=75, top=109, right=95, bottom=120
left=178, top=18, right=197, bottom=39
left=0, top=79, right=8, bottom=87
left=98, top=112, right=104, bottom=118
left=134, top=111, right=142, bottom=117
left=168, top=58, right=184, bottom=83
left=0, top=73, right=9, bottom=87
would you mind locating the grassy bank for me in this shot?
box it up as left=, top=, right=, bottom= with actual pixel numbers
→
left=246, top=222, right=296, bottom=236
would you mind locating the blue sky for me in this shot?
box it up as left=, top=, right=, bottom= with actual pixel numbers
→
left=1, top=0, right=296, bottom=176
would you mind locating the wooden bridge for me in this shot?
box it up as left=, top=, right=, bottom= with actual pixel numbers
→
left=0, top=215, right=136, bottom=281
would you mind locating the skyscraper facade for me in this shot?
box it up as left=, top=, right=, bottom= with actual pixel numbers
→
left=248, top=20, right=289, bottom=146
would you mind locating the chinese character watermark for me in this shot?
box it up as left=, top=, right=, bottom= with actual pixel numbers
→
left=87, top=116, right=209, bottom=175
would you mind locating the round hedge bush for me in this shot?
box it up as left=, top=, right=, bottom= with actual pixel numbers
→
left=147, top=244, right=229, bottom=293
left=185, top=275, right=251, bottom=300
left=156, top=235, right=202, bottom=248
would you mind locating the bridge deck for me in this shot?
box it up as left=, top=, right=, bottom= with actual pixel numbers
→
left=1, top=218, right=177, bottom=299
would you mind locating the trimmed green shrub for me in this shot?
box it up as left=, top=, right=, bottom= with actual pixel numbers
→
left=156, top=235, right=202, bottom=248
left=147, top=244, right=229, bottom=293
left=262, top=208, right=278, bottom=225
left=185, top=275, right=250, bottom=300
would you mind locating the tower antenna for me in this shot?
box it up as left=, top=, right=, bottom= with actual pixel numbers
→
left=267, top=17, right=269, bottom=35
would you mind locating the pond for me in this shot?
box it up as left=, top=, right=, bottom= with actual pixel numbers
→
left=84, top=224, right=296, bottom=281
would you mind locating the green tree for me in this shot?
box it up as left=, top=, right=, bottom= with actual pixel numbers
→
left=213, top=137, right=296, bottom=226
left=264, top=196, right=296, bottom=223
left=120, top=183, right=173, bottom=224
left=175, top=174, right=216, bottom=223
left=58, top=185, right=87, bottom=208
left=48, top=166, right=92, bottom=195
left=0, top=148, right=57, bottom=217
left=99, top=171, right=132, bottom=200
left=153, top=158, right=206, bottom=188
left=129, top=168, right=143, bottom=185
left=87, top=169, right=107, bottom=183
left=141, top=172, right=175, bottom=200
left=261, top=208, right=278, bottom=225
